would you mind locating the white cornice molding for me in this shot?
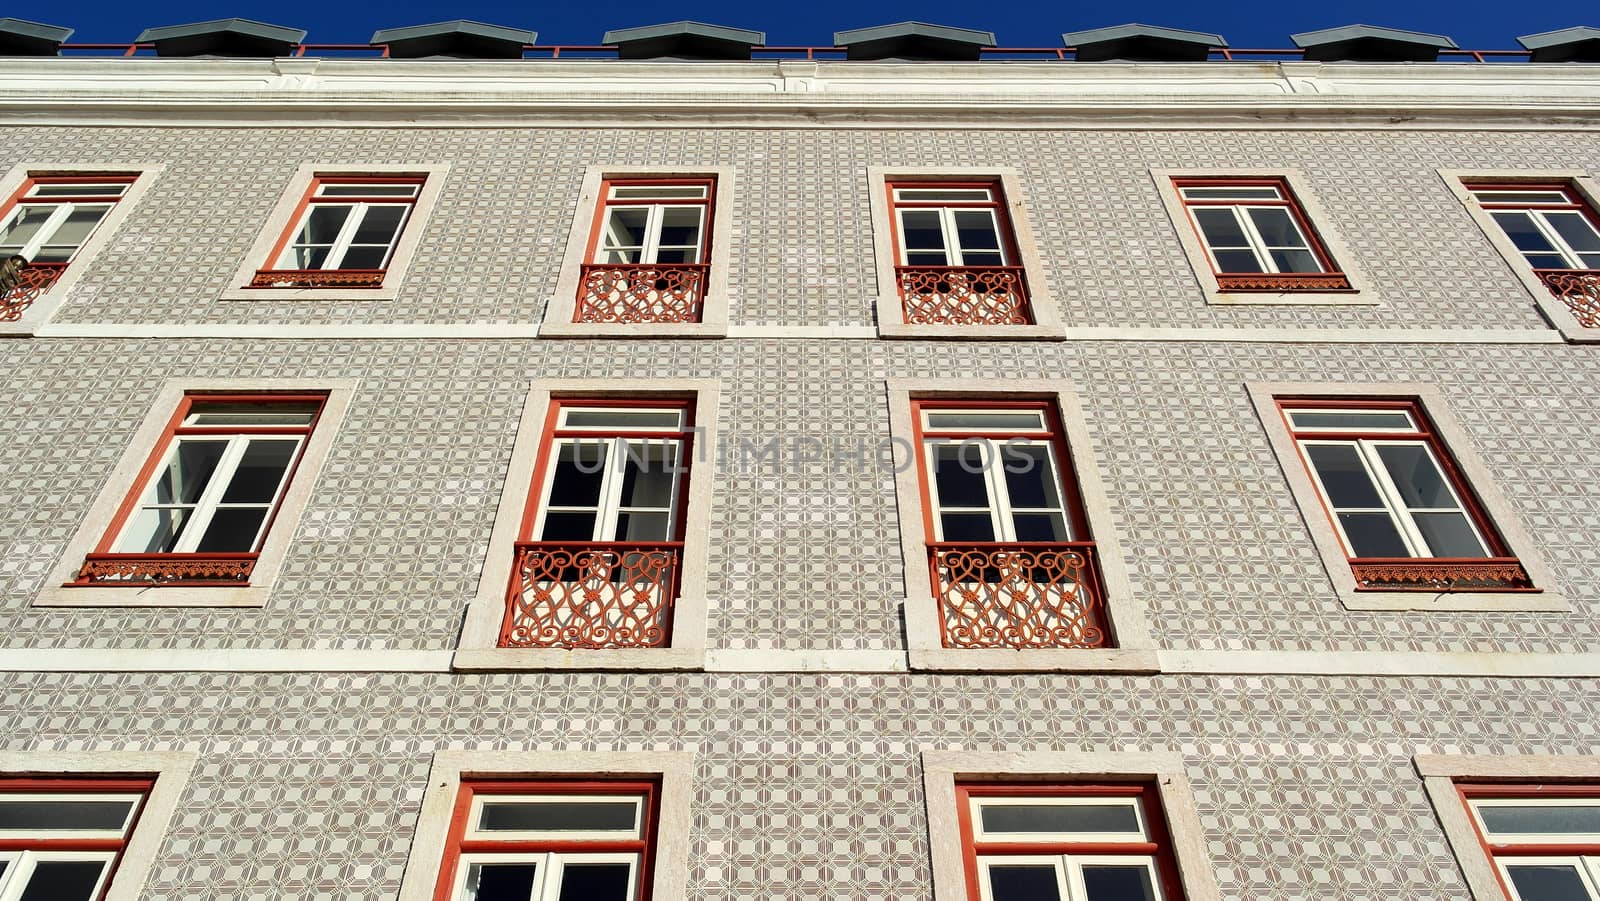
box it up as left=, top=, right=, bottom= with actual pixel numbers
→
left=0, top=58, right=1598, bottom=127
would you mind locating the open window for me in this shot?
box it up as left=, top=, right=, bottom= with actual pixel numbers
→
left=1466, top=182, right=1600, bottom=331
left=249, top=176, right=424, bottom=289
left=0, top=175, right=136, bottom=322
left=575, top=178, right=715, bottom=324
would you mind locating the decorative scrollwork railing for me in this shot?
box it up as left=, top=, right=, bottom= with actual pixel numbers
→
left=930, top=542, right=1107, bottom=649
left=1535, top=269, right=1600, bottom=329
left=1349, top=557, right=1535, bottom=592
left=249, top=268, right=387, bottom=288
left=71, top=553, right=258, bottom=586
left=499, top=541, right=681, bottom=649
left=1, top=261, right=66, bottom=322
left=896, top=265, right=1033, bottom=325
left=576, top=263, right=708, bottom=323
left=1214, top=271, right=1353, bottom=292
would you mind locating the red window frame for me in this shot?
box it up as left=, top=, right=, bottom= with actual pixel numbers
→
left=0, top=175, right=137, bottom=320
left=1455, top=783, right=1600, bottom=901
left=250, top=175, right=426, bottom=289
left=574, top=177, right=717, bottom=324
left=431, top=778, right=661, bottom=901
left=956, top=782, right=1187, bottom=901
left=886, top=180, right=1034, bottom=325
left=1275, top=396, right=1533, bottom=592
left=69, top=392, right=329, bottom=588
left=1467, top=181, right=1600, bottom=271
left=0, top=775, right=156, bottom=901
left=1173, top=177, right=1351, bottom=292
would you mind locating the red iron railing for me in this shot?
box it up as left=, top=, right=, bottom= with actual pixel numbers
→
left=575, top=263, right=708, bottom=323
left=1349, top=557, right=1535, bottom=592
left=1215, top=271, right=1353, bottom=292
left=249, top=268, right=386, bottom=288
left=500, top=541, right=681, bottom=649
left=0, top=261, right=66, bottom=321
left=897, top=265, right=1033, bottom=325
left=1535, top=269, right=1600, bottom=329
left=71, top=552, right=258, bottom=586
left=929, top=541, right=1107, bottom=649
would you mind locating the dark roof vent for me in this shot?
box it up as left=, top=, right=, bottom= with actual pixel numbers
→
left=136, top=18, right=307, bottom=57
left=0, top=17, right=73, bottom=55
left=833, top=21, right=996, bottom=61
left=1061, top=23, right=1224, bottom=62
left=1290, top=24, right=1457, bottom=62
left=601, top=21, right=763, bottom=60
left=371, top=20, right=535, bottom=59
left=1517, top=26, right=1600, bottom=63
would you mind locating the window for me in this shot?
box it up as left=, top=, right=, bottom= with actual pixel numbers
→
left=1458, top=787, right=1600, bottom=901
left=433, top=780, right=658, bottom=901
left=68, top=393, right=328, bottom=588
left=1277, top=397, right=1532, bottom=592
left=911, top=399, right=1106, bottom=649
left=1467, top=182, right=1600, bottom=330
left=1174, top=178, right=1351, bottom=291
left=0, top=777, right=153, bottom=901
left=959, top=785, right=1185, bottom=901
left=249, top=176, right=424, bottom=288
left=0, top=176, right=135, bottom=322
left=887, top=181, right=1034, bottom=325
left=499, top=399, right=695, bottom=649
left=575, top=178, right=715, bottom=324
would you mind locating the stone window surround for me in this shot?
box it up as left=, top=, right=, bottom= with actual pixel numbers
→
left=1151, top=167, right=1379, bottom=306
left=1416, top=753, right=1600, bottom=901
left=34, top=377, right=358, bottom=608
left=1247, top=380, right=1566, bottom=612
left=0, top=162, right=166, bottom=337
left=921, top=749, right=1221, bottom=901
left=452, top=378, right=719, bottom=671
left=868, top=167, right=1067, bottom=340
left=539, top=165, right=735, bottom=339
left=886, top=378, right=1156, bottom=673
left=1440, top=168, right=1600, bottom=343
left=0, top=750, right=196, bottom=901
left=394, top=749, right=695, bottom=901
left=219, top=163, right=450, bottom=301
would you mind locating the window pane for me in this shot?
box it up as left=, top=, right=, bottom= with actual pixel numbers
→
left=541, top=511, right=598, bottom=541
left=25, top=246, right=76, bottom=264
left=556, top=862, right=634, bottom=900
left=194, top=507, right=269, bottom=553
left=1247, top=207, right=1309, bottom=248
left=617, top=442, right=677, bottom=508
left=1374, top=445, right=1456, bottom=509
left=1471, top=190, right=1571, bottom=204
left=152, top=440, right=229, bottom=505
left=1001, top=446, right=1062, bottom=509
left=337, top=245, right=390, bottom=269
left=317, top=184, right=419, bottom=197
left=600, top=248, right=642, bottom=264
left=17, top=860, right=107, bottom=901
left=187, top=401, right=320, bottom=426
left=900, top=210, right=947, bottom=254
left=1305, top=444, right=1385, bottom=509
left=1481, top=804, right=1600, bottom=835
left=1407, top=511, right=1487, bottom=558
left=895, top=188, right=993, bottom=201
left=652, top=247, right=697, bottom=264
left=614, top=511, right=672, bottom=541
left=43, top=206, right=110, bottom=250
left=611, top=185, right=706, bottom=199
left=656, top=207, right=703, bottom=249
left=1492, top=212, right=1561, bottom=254
left=1269, top=248, right=1322, bottom=273
left=119, top=508, right=191, bottom=554
left=1212, top=249, right=1263, bottom=273
left=924, top=411, right=1046, bottom=431
left=286, top=245, right=332, bottom=269
left=463, top=862, right=539, bottom=901
left=1012, top=512, right=1068, bottom=542
left=0, top=798, right=135, bottom=831
left=986, top=864, right=1063, bottom=901
left=1338, top=512, right=1412, bottom=558
left=1504, top=864, right=1594, bottom=901
left=1181, top=186, right=1281, bottom=200
left=30, top=183, right=129, bottom=197
left=953, top=210, right=1002, bottom=251
left=351, top=205, right=406, bottom=245
left=1287, top=410, right=1415, bottom=431
left=940, top=512, right=996, bottom=542
left=294, top=205, right=351, bottom=245
left=932, top=444, right=992, bottom=509
left=561, top=409, right=683, bottom=430
left=548, top=444, right=608, bottom=507
left=602, top=208, right=648, bottom=250
left=0, top=206, right=54, bottom=249
left=1546, top=212, right=1600, bottom=253
left=979, top=802, right=1142, bottom=835
left=1082, top=865, right=1159, bottom=901
left=219, top=439, right=297, bottom=504
left=1193, top=208, right=1250, bottom=248
left=479, top=799, right=638, bottom=833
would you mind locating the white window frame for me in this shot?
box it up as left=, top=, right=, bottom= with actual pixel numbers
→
left=532, top=435, right=683, bottom=543
left=969, top=794, right=1149, bottom=844
left=893, top=191, right=1010, bottom=268
left=923, top=437, right=1073, bottom=543
left=596, top=198, right=706, bottom=266
left=1178, top=184, right=1326, bottom=276
left=0, top=182, right=128, bottom=264
left=1468, top=796, right=1600, bottom=846
left=1467, top=186, right=1600, bottom=271
left=450, top=851, right=642, bottom=901
left=0, top=849, right=116, bottom=901
left=1494, top=855, right=1600, bottom=901
left=0, top=792, right=143, bottom=840
left=975, top=853, right=1069, bottom=901
left=465, top=794, right=645, bottom=842
left=272, top=183, right=419, bottom=272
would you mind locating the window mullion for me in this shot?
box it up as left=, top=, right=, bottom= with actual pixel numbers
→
left=641, top=204, right=664, bottom=265
left=1356, top=441, right=1427, bottom=557
left=324, top=203, right=366, bottom=270
left=940, top=208, right=963, bottom=267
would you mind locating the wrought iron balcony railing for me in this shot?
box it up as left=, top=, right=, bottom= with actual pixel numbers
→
left=1214, top=271, right=1353, bottom=292
left=0, top=261, right=66, bottom=322
left=1349, top=557, right=1535, bottom=592
left=71, top=552, right=258, bottom=586
left=929, top=541, right=1107, bottom=649
left=896, top=265, right=1034, bottom=326
left=1535, top=269, right=1600, bottom=329
left=500, top=541, right=682, bottom=649
left=576, top=263, right=708, bottom=324
left=249, top=268, right=387, bottom=288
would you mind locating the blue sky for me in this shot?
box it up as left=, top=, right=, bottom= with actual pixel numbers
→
left=36, top=0, right=1598, bottom=48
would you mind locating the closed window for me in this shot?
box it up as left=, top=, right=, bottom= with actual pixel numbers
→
left=887, top=182, right=1033, bottom=325
left=251, top=176, right=424, bottom=288
left=575, top=179, right=715, bottom=324
left=1460, top=787, right=1600, bottom=901
left=0, top=778, right=152, bottom=901
left=1175, top=178, right=1350, bottom=290
left=1468, top=184, right=1600, bottom=272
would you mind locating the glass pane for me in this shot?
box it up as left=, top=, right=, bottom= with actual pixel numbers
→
left=39, top=206, right=108, bottom=250
left=1546, top=212, right=1600, bottom=253
left=219, top=439, right=297, bottom=504
left=479, top=799, right=638, bottom=833
left=24, top=246, right=75, bottom=264
left=1287, top=410, right=1414, bottom=431
left=118, top=508, right=190, bottom=554
left=195, top=507, right=269, bottom=553
left=561, top=409, right=683, bottom=430
left=1471, top=190, right=1571, bottom=204
left=463, top=862, right=539, bottom=901
left=1481, top=804, right=1600, bottom=835
left=30, top=183, right=129, bottom=197
left=0, top=798, right=135, bottom=831
left=1493, top=212, right=1561, bottom=254
left=1181, top=186, right=1281, bottom=200
left=1247, top=207, right=1309, bottom=248
left=1011, top=512, right=1068, bottom=542
left=895, top=188, right=992, bottom=201
left=317, top=184, right=419, bottom=197
left=961, top=251, right=1006, bottom=267
left=617, top=442, right=678, bottom=508
left=17, top=860, right=107, bottom=901
left=1193, top=208, right=1249, bottom=248
left=1002, top=446, right=1063, bottom=509
left=556, top=862, right=634, bottom=900
left=600, top=248, right=642, bottom=264
left=1082, top=865, right=1159, bottom=901
left=940, top=513, right=996, bottom=542
left=284, top=245, right=330, bottom=269
left=1305, top=444, right=1385, bottom=509
left=1504, top=864, right=1594, bottom=901
left=602, top=208, right=648, bottom=250
left=541, top=511, right=598, bottom=541
left=979, top=802, right=1142, bottom=835
left=186, top=401, right=320, bottom=426
left=986, top=864, right=1063, bottom=901
left=548, top=444, right=608, bottom=507
left=924, top=411, right=1046, bottom=431
left=0, top=206, right=54, bottom=249
left=900, top=210, right=947, bottom=255
left=953, top=210, right=1002, bottom=251
left=1269, top=248, right=1322, bottom=273
left=294, top=205, right=351, bottom=246
left=1338, top=512, right=1412, bottom=558
left=653, top=247, right=696, bottom=264
left=1374, top=445, right=1456, bottom=509
left=337, top=245, right=390, bottom=269
left=1413, top=511, right=1489, bottom=558
left=350, top=205, right=406, bottom=245
left=614, top=511, right=672, bottom=541
left=932, top=444, right=993, bottom=509
left=656, top=207, right=703, bottom=249
left=611, top=185, right=706, bottom=199
left=152, top=440, right=229, bottom=505
left=1212, top=249, right=1263, bottom=273
left=1581, top=252, right=1600, bottom=269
